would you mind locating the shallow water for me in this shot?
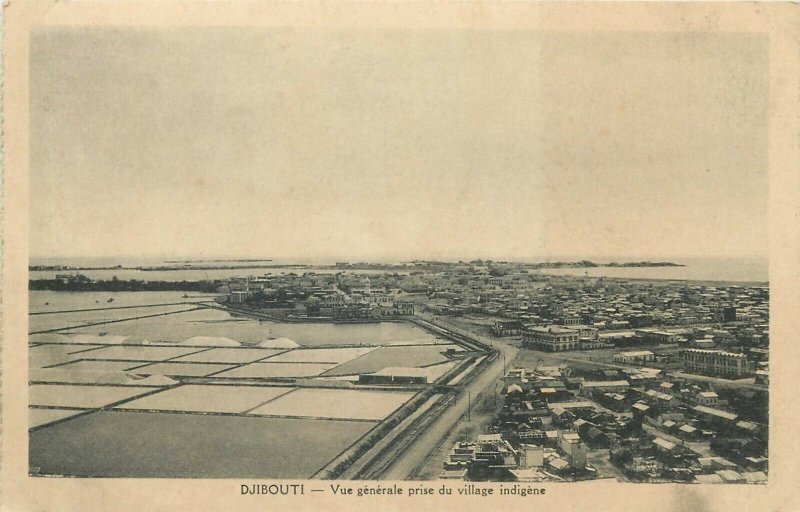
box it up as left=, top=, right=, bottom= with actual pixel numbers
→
left=29, top=411, right=376, bottom=478
left=30, top=291, right=441, bottom=346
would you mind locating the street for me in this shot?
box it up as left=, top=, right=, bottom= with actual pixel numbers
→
left=374, top=314, right=518, bottom=480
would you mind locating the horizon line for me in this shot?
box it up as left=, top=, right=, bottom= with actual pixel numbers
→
left=28, top=254, right=770, bottom=263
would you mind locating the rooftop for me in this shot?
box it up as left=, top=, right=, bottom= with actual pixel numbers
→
left=618, top=350, right=655, bottom=357
left=547, top=401, right=595, bottom=410
left=653, top=438, right=676, bottom=451
left=693, top=405, right=738, bottom=421
left=684, top=349, right=748, bottom=358
left=582, top=380, right=629, bottom=388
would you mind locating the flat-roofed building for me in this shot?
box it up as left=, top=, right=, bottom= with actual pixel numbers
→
left=635, top=329, right=679, bottom=344
left=683, top=349, right=754, bottom=377
left=694, top=391, right=719, bottom=406
left=522, top=326, right=579, bottom=351
left=492, top=319, right=523, bottom=337
left=693, top=405, right=739, bottom=425
left=613, top=350, right=655, bottom=364
left=359, top=367, right=429, bottom=384
left=519, top=444, right=544, bottom=468
left=546, top=401, right=595, bottom=412
left=579, top=380, right=630, bottom=395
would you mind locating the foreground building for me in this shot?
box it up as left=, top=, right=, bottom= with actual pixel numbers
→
left=614, top=350, right=656, bottom=364
left=522, top=326, right=580, bottom=351
left=682, top=349, right=755, bottom=377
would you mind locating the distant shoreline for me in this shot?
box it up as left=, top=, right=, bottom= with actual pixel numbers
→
left=163, top=259, right=273, bottom=263
left=29, top=263, right=309, bottom=272
left=29, top=259, right=684, bottom=272
left=28, top=274, right=768, bottom=293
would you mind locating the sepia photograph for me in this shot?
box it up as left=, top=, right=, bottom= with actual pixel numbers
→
left=4, top=1, right=799, bottom=511
left=25, top=25, right=772, bottom=483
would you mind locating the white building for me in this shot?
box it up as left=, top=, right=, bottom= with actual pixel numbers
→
left=613, top=350, right=655, bottom=364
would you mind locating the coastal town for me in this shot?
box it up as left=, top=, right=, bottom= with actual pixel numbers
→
left=18, top=11, right=784, bottom=512
left=31, top=260, right=769, bottom=484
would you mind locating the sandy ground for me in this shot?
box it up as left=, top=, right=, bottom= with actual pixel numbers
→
left=414, top=380, right=505, bottom=480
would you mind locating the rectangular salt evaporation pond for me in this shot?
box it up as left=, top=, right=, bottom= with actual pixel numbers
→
left=81, top=345, right=206, bottom=361
left=30, top=343, right=105, bottom=355
left=53, top=360, right=151, bottom=373
left=29, top=333, right=132, bottom=346
left=263, top=347, right=377, bottom=364
left=28, top=304, right=196, bottom=334
left=215, top=363, right=337, bottom=379
left=62, top=308, right=275, bottom=345
left=29, top=411, right=377, bottom=478
left=29, top=407, right=86, bottom=429
left=131, top=362, right=236, bottom=377
left=29, top=344, right=88, bottom=369
left=29, top=384, right=156, bottom=409
left=321, top=344, right=459, bottom=377
left=172, top=347, right=286, bottom=364
left=29, top=291, right=212, bottom=314
left=264, top=322, right=441, bottom=346
left=29, top=368, right=177, bottom=387
left=36, top=300, right=443, bottom=347
left=115, top=384, right=295, bottom=414
left=248, top=388, right=416, bottom=421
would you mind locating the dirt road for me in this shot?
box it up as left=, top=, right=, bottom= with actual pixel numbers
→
left=374, top=315, right=517, bottom=480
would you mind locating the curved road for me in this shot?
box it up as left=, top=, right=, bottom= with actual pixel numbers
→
left=370, top=313, right=764, bottom=479
left=376, top=315, right=517, bottom=480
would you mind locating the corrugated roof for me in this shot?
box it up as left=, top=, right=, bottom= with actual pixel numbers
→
left=582, top=380, right=629, bottom=388
left=693, top=405, right=738, bottom=421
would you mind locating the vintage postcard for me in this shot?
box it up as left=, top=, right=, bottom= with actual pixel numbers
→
left=2, top=1, right=799, bottom=511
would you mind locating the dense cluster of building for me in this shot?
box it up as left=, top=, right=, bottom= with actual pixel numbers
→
left=682, top=349, right=755, bottom=378
left=412, top=262, right=767, bottom=381
left=439, top=433, right=588, bottom=482
left=221, top=274, right=414, bottom=319
left=420, top=265, right=766, bottom=328
left=443, top=363, right=767, bottom=483
left=219, top=261, right=768, bottom=380
left=36, top=260, right=769, bottom=484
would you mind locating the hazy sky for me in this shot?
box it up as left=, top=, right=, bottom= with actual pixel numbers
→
left=30, top=28, right=768, bottom=262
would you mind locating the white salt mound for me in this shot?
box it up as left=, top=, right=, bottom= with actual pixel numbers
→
left=29, top=368, right=178, bottom=387
left=256, top=337, right=300, bottom=349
